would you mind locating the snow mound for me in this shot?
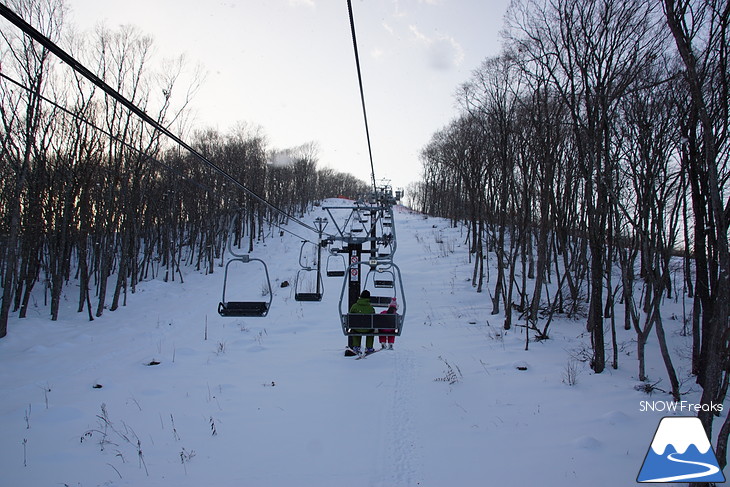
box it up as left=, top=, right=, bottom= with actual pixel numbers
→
left=600, top=410, right=632, bottom=426
left=571, top=436, right=602, bottom=450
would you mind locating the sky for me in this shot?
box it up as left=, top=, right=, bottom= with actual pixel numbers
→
left=63, top=0, right=511, bottom=192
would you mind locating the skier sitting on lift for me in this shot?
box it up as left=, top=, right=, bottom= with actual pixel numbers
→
left=345, top=290, right=376, bottom=356
left=378, top=297, right=398, bottom=350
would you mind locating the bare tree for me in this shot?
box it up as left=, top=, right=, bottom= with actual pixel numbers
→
left=0, top=0, right=64, bottom=334
left=614, top=60, right=684, bottom=397
left=506, top=0, right=663, bottom=372
left=664, top=0, right=730, bottom=474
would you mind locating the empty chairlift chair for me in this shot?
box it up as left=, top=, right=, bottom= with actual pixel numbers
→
left=218, top=255, right=273, bottom=317
left=373, top=268, right=395, bottom=288
left=294, top=241, right=324, bottom=301
left=295, top=268, right=324, bottom=301
left=364, top=266, right=396, bottom=306
left=326, top=251, right=346, bottom=277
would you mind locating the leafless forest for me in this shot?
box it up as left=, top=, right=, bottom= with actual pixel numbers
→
left=0, top=0, right=368, bottom=329
left=406, top=0, right=729, bottom=475
left=1, top=0, right=728, bottom=479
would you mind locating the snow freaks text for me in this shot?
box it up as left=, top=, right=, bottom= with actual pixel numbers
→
left=639, top=401, right=724, bottom=413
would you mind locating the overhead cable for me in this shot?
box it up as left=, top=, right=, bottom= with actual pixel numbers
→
left=346, top=0, right=378, bottom=193
left=0, top=2, right=321, bottom=237
left=0, top=71, right=323, bottom=245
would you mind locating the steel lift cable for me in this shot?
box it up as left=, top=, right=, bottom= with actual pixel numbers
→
left=0, top=70, right=213, bottom=194
left=346, top=0, right=377, bottom=194
left=0, top=2, right=323, bottom=238
left=0, top=70, right=325, bottom=247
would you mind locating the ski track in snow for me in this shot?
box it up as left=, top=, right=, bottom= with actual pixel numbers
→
left=383, top=347, right=419, bottom=486
left=1, top=200, right=724, bottom=486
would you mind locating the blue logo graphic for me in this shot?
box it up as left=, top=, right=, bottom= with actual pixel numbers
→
left=638, top=416, right=726, bottom=483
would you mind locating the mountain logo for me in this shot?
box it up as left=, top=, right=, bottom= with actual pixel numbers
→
left=637, top=416, right=726, bottom=483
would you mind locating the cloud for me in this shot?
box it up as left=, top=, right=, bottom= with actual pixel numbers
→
left=409, top=25, right=464, bottom=70
left=289, top=0, right=315, bottom=8
left=409, top=25, right=429, bottom=43
left=371, top=48, right=385, bottom=60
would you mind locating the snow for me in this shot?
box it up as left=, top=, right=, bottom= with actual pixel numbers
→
left=0, top=198, right=726, bottom=486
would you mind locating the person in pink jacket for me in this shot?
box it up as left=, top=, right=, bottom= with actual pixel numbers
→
left=379, top=297, right=398, bottom=350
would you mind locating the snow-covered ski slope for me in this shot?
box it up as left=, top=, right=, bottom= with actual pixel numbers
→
left=0, top=198, right=723, bottom=486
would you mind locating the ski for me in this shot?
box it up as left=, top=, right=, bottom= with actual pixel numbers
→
left=355, top=349, right=381, bottom=360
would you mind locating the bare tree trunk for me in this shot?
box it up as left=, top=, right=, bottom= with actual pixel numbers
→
left=652, top=288, right=681, bottom=401
left=665, top=4, right=730, bottom=475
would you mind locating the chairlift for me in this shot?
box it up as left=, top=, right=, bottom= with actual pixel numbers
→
left=295, top=268, right=324, bottom=301
left=343, top=312, right=398, bottom=336
left=218, top=254, right=272, bottom=317
left=365, top=265, right=396, bottom=298
left=218, top=218, right=273, bottom=317
left=359, top=261, right=394, bottom=288
left=338, top=261, right=406, bottom=337
left=374, top=277, right=395, bottom=289
left=368, top=295, right=394, bottom=307
left=293, top=240, right=324, bottom=301
left=326, top=251, right=346, bottom=277
left=297, top=240, right=319, bottom=268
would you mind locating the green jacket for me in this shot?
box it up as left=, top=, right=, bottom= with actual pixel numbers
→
left=349, top=297, right=375, bottom=314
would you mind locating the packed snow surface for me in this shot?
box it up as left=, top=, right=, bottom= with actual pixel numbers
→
left=0, top=199, right=725, bottom=486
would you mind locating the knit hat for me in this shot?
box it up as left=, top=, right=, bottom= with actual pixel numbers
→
left=388, top=297, right=398, bottom=310
left=360, top=290, right=371, bottom=299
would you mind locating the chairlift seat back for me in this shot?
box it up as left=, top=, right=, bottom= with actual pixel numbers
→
left=342, top=313, right=400, bottom=336
left=295, top=292, right=323, bottom=302
left=369, top=295, right=393, bottom=307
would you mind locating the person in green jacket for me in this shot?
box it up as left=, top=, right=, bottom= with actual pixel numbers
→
left=346, top=290, right=376, bottom=356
